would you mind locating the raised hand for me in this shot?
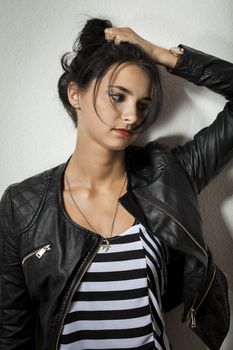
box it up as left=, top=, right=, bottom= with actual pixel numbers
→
left=104, top=27, right=155, bottom=57
left=104, top=26, right=178, bottom=69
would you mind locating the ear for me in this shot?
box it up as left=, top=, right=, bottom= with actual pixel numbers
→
left=67, top=81, right=81, bottom=109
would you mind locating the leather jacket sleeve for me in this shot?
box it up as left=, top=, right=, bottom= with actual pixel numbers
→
left=0, top=186, right=36, bottom=349
left=171, top=45, right=233, bottom=194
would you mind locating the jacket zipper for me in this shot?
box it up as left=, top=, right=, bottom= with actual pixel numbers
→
left=187, top=265, right=216, bottom=329
left=54, top=237, right=103, bottom=350
left=22, top=244, right=52, bottom=266
left=135, top=192, right=207, bottom=257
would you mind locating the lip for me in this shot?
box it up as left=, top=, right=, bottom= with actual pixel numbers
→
left=113, top=128, right=133, bottom=137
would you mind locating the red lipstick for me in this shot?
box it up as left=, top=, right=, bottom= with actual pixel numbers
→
left=113, top=128, right=133, bottom=137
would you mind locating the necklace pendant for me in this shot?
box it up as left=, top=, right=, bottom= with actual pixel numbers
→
left=102, top=238, right=111, bottom=252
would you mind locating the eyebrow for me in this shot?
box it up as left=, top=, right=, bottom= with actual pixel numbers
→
left=108, top=85, right=152, bottom=101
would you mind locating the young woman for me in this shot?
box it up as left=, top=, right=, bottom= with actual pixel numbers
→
left=0, top=17, right=232, bottom=350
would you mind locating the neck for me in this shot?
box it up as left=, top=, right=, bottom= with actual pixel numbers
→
left=65, top=136, right=126, bottom=190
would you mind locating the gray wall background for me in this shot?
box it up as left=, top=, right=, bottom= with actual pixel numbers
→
left=0, top=1, right=233, bottom=348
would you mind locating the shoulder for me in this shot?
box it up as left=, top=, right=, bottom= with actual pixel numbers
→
left=0, top=160, right=67, bottom=235
left=126, top=140, right=176, bottom=169
left=125, top=141, right=179, bottom=188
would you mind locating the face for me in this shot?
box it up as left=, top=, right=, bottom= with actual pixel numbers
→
left=68, top=62, right=153, bottom=151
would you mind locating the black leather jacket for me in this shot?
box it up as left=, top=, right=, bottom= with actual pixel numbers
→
left=0, top=45, right=232, bottom=350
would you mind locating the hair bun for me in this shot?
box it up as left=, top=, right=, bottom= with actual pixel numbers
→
left=75, top=18, right=112, bottom=54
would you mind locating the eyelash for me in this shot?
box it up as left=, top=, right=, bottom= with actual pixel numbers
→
left=109, top=93, right=124, bottom=102
left=109, top=93, right=150, bottom=112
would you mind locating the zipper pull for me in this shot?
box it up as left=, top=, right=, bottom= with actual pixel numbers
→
left=187, top=308, right=197, bottom=329
left=36, top=244, right=51, bottom=259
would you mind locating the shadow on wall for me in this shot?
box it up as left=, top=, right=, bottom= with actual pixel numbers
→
left=199, top=161, right=233, bottom=291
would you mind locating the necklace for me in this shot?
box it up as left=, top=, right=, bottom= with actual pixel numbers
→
left=65, top=172, right=127, bottom=252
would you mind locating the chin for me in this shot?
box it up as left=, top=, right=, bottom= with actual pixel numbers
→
left=95, top=132, right=138, bottom=151
left=105, top=139, right=136, bottom=151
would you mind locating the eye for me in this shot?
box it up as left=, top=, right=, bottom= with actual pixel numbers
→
left=109, top=93, right=124, bottom=102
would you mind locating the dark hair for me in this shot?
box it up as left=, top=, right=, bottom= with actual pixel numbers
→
left=58, top=17, right=162, bottom=132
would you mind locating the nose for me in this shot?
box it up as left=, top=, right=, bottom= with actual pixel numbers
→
left=121, top=104, right=138, bottom=125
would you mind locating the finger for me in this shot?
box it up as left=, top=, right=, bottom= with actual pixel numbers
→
left=104, top=28, right=114, bottom=38
left=104, top=29, right=117, bottom=42
left=114, top=35, right=121, bottom=45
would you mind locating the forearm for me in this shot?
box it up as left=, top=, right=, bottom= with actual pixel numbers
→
left=171, top=45, right=233, bottom=193
left=137, top=38, right=179, bottom=69
left=139, top=38, right=233, bottom=98
left=170, top=45, right=233, bottom=99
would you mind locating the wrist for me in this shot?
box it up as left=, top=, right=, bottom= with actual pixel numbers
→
left=138, top=38, right=183, bottom=70
left=153, top=46, right=180, bottom=68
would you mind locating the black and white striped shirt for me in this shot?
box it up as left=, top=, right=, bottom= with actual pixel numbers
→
left=59, top=222, right=171, bottom=350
